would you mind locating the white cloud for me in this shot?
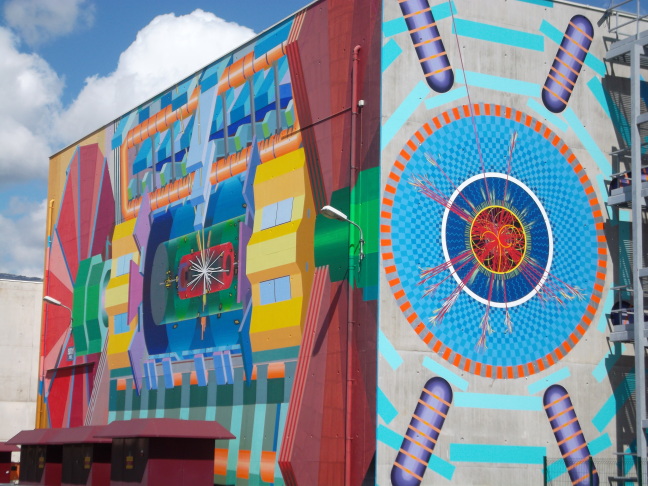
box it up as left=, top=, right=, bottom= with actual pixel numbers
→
left=3, top=0, right=95, bottom=46
left=0, top=198, right=47, bottom=277
left=0, top=8, right=256, bottom=278
left=56, top=9, right=255, bottom=145
left=0, top=27, right=62, bottom=187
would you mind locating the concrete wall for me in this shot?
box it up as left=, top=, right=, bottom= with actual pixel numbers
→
left=0, top=278, right=42, bottom=442
left=378, top=0, right=641, bottom=484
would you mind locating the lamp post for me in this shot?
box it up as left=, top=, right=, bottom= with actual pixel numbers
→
left=320, top=204, right=364, bottom=486
left=42, top=295, right=75, bottom=398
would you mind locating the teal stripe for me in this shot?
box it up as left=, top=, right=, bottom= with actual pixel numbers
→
left=381, top=81, right=429, bottom=151
left=429, top=456, right=456, bottom=481
left=382, top=39, right=402, bottom=73
left=455, top=393, right=542, bottom=411
left=587, top=77, right=611, bottom=118
left=527, top=367, right=570, bottom=395
left=453, top=18, right=544, bottom=51
left=456, top=69, right=538, bottom=97
left=539, top=19, right=563, bottom=45
left=378, top=329, right=403, bottom=370
left=593, top=373, right=635, bottom=432
left=547, top=458, right=567, bottom=482
left=425, top=86, right=468, bottom=111
left=226, top=405, right=244, bottom=484
left=589, top=433, right=613, bottom=456
left=382, top=2, right=457, bottom=38
left=450, top=444, right=546, bottom=464
left=564, top=107, right=611, bottom=175
left=422, top=356, right=468, bottom=391
left=249, top=403, right=267, bottom=482
left=377, top=387, right=399, bottom=424
left=274, top=403, right=288, bottom=481
left=526, top=98, right=568, bottom=133
left=518, top=0, right=553, bottom=6
left=539, top=20, right=605, bottom=76
left=377, top=425, right=456, bottom=480
left=377, top=424, right=401, bottom=450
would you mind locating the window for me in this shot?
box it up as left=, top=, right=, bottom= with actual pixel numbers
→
left=261, top=197, right=294, bottom=230
left=259, top=276, right=291, bottom=305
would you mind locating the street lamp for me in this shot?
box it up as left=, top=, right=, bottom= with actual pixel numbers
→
left=42, top=295, right=74, bottom=360
left=43, top=295, right=72, bottom=313
left=320, top=205, right=364, bottom=264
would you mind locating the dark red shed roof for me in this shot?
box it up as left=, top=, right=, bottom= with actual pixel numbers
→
left=0, top=442, right=19, bottom=452
left=49, top=426, right=111, bottom=445
left=95, top=419, right=234, bottom=440
left=6, top=428, right=60, bottom=445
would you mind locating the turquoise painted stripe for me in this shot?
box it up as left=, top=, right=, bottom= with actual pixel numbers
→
left=590, top=433, right=613, bottom=456
left=249, top=403, right=267, bottom=481
left=377, top=425, right=456, bottom=480
left=424, top=86, right=468, bottom=111
left=597, top=285, right=615, bottom=333
left=547, top=458, right=567, bottom=482
left=108, top=410, right=116, bottom=423
left=527, top=367, right=571, bottom=395
left=378, top=329, right=403, bottom=370
left=455, top=392, right=542, bottom=411
left=587, top=77, right=611, bottom=118
left=422, top=356, right=468, bottom=391
left=274, top=403, right=288, bottom=480
left=429, top=456, right=455, bottom=481
left=518, top=0, right=553, bottom=6
left=453, top=18, right=544, bottom=51
left=450, top=444, right=546, bottom=464
left=381, top=81, right=429, bottom=151
left=377, top=387, right=399, bottom=424
left=382, top=2, right=457, bottom=38
left=539, top=20, right=605, bottom=77
left=593, top=373, right=635, bottom=432
left=526, top=98, right=568, bottom=133
left=226, top=405, right=244, bottom=483
left=456, top=69, right=538, bottom=97
left=377, top=424, right=402, bottom=450
left=564, top=107, right=611, bottom=175
left=382, top=39, right=402, bottom=73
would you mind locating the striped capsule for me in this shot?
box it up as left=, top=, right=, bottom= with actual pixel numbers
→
left=398, top=0, right=454, bottom=93
left=391, top=377, right=453, bottom=486
left=542, top=15, right=594, bottom=113
left=544, top=385, right=599, bottom=486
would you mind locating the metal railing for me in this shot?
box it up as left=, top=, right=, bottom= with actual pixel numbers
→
left=544, top=456, right=647, bottom=485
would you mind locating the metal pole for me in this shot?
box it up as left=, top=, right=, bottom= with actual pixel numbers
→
left=630, top=39, right=646, bottom=462
left=543, top=456, right=548, bottom=486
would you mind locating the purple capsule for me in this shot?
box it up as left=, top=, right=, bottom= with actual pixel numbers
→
left=391, top=377, right=453, bottom=486
left=542, top=15, right=594, bottom=113
left=398, top=0, right=454, bottom=93
left=544, top=385, right=599, bottom=486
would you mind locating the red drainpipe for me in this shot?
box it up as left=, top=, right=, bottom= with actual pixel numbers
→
left=345, top=44, right=362, bottom=486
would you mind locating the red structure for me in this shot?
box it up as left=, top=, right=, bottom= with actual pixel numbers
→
left=50, top=426, right=111, bottom=486
left=8, top=428, right=62, bottom=486
left=0, top=442, right=19, bottom=483
left=95, top=418, right=234, bottom=486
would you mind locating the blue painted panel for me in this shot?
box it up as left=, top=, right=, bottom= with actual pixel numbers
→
left=450, top=444, right=546, bottom=464
left=453, top=18, right=544, bottom=51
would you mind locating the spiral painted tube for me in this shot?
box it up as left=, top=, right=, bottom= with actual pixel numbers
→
left=543, top=384, right=599, bottom=486
left=391, top=377, right=453, bottom=486
left=541, top=15, right=593, bottom=113
left=397, top=0, right=454, bottom=93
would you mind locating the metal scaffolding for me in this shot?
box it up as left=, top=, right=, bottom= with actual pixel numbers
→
left=604, top=0, right=648, bottom=479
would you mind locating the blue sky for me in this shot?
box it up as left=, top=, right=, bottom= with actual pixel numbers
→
left=0, top=0, right=635, bottom=277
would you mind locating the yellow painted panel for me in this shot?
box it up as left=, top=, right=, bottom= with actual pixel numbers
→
left=247, top=233, right=298, bottom=273
left=250, top=297, right=303, bottom=334
left=254, top=148, right=305, bottom=184
left=250, top=325, right=302, bottom=352
left=105, top=274, right=129, bottom=310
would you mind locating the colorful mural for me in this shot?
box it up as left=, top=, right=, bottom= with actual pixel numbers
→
left=41, top=1, right=380, bottom=484
left=38, top=0, right=640, bottom=484
left=379, top=0, right=627, bottom=485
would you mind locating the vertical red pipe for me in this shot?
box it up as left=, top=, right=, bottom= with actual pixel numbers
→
left=345, top=44, right=362, bottom=486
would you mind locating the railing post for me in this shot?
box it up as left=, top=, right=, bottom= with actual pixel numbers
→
left=639, top=456, right=643, bottom=486
left=588, top=456, right=593, bottom=485
left=543, top=455, right=548, bottom=486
